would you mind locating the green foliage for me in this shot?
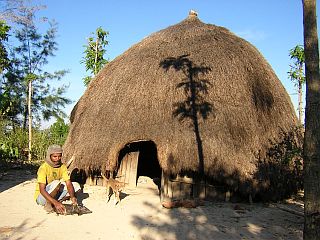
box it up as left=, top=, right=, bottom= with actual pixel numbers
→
left=1, top=9, right=71, bottom=126
left=0, top=21, right=15, bottom=119
left=288, top=45, right=305, bottom=86
left=288, top=44, right=305, bottom=124
left=82, top=76, right=92, bottom=86
left=0, top=3, right=72, bottom=163
left=0, top=70, right=24, bottom=124
left=255, top=127, right=304, bottom=200
left=31, top=118, right=69, bottom=160
left=48, top=118, right=69, bottom=145
left=81, top=26, right=109, bottom=86
left=0, top=20, right=10, bottom=73
left=0, top=119, right=28, bottom=163
left=0, top=118, right=69, bottom=164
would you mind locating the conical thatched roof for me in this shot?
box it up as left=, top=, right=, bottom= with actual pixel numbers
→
left=64, top=12, right=301, bottom=195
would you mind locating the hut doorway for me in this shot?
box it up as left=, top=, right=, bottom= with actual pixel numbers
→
left=116, top=141, right=161, bottom=189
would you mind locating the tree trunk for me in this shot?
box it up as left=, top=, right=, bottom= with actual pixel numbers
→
left=22, top=102, right=28, bottom=130
left=298, top=80, right=303, bottom=124
left=94, top=38, right=99, bottom=75
left=28, top=79, right=32, bottom=162
left=303, top=0, right=320, bottom=239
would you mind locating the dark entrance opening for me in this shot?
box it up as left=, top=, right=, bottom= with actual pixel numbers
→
left=117, top=140, right=161, bottom=186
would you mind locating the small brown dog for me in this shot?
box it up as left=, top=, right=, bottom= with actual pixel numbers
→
left=101, top=173, right=127, bottom=205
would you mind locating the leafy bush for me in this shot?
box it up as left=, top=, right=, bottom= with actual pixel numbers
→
left=0, top=118, right=69, bottom=166
left=32, top=118, right=70, bottom=161
left=254, top=127, right=304, bottom=201
left=0, top=120, right=28, bottom=163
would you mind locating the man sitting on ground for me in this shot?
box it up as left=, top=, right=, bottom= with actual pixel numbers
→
left=34, top=145, right=81, bottom=214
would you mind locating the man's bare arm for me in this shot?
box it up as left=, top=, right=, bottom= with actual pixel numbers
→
left=65, top=180, right=77, bottom=205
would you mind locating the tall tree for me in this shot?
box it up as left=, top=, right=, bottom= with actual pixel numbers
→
left=302, top=0, right=320, bottom=239
left=0, top=20, right=14, bottom=119
left=288, top=45, right=305, bottom=125
left=81, top=26, right=109, bottom=86
left=0, top=20, right=10, bottom=73
left=0, top=0, right=45, bottom=25
left=5, top=6, right=71, bottom=161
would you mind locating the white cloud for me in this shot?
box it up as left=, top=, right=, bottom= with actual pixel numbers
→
left=236, top=29, right=267, bottom=42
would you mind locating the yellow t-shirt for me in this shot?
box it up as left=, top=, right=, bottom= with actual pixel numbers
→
left=34, top=162, right=70, bottom=201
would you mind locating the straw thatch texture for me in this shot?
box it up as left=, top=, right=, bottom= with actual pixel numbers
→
left=64, top=14, right=301, bottom=195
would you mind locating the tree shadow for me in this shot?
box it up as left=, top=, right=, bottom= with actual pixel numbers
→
left=130, top=153, right=303, bottom=239
left=131, top=198, right=303, bottom=240
left=159, top=55, right=303, bottom=201
left=159, top=54, right=214, bottom=176
left=0, top=218, right=46, bottom=240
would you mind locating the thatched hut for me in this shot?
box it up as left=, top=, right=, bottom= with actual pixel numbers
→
left=64, top=11, right=302, bottom=203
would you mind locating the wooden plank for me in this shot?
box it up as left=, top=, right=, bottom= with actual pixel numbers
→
left=117, top=156, right=126, bottom=183
left=123, top=154, right=130, bottom=184
left=180, top=182, right=192, bottom=199
left=127, top=152, right=139, bottom=187
left=192, top=177, right=200, bottom=198
left=160, top=171, right=165, bottom=201
left=161, top=171, right=170, bottom=201
left=175, top=175, right=194, bottom=184
left=167, top=178, right=173, bottom=199
left=205, top=185, right=218, bottom=200
left=199, top=181, right=206, bottom=199
left=119, top=155, right=127, bottom=183
left=205, top=185, right=226, bottom=201
left=116, top=152, right=139, bottom=188
left=171, top=181, right=181, bottom=200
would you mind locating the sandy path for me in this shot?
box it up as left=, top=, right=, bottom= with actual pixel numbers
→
left=0, top=170, right=303, bottom=240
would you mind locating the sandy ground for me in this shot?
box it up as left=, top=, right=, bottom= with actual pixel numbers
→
left=0, top=169, right=304, bottom=240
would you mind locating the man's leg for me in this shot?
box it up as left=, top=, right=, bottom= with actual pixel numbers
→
left=36, top=180, right=61, bottom=206
left=57, top=182, right=81, bottom=202
left=36, top=180, right=61, bottom=212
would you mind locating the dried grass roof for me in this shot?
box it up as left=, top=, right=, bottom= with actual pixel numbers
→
left=63, top=13, right=299, bottom=184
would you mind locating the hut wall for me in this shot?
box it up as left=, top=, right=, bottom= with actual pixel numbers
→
left=161, top=171, right=227, bottom=201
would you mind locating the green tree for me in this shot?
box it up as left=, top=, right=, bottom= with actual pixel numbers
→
left=81, top=26, right=109, bottom=86
left=48, top=118, right=69, bottom=146
left=6, top=7, right=71, bottom=161
left=288, top=45, right=305, bottom=125
left=0, top=70, right=24, bottom=124
left=0, top=20, right=17, bottom=120
left=302, top=0, right=320, bottom=239
left=0, top=20, right=10, bottom=73
left=0, top=119, right=28, bottom=163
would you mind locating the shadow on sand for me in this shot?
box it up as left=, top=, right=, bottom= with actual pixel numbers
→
left=0, top=169, right=37, bottom=193
left=130, top=197, right=303, bottom=240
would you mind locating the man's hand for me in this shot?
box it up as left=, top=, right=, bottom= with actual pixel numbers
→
left=71, top=196, right=78, bottom=206
left=53, top=201, right=66, bottom=214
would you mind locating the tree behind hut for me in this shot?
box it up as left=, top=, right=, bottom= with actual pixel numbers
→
left=81, top=26, right=109, bottom=86
left=0, top=20, right=10, bottom=74
left=288, top=44, right=305, bottom=125
left=2, top=6, right=70, bottom=161
left=0, top=21, right=17, bottom=120
left=302, top=0, right=320, bottom=239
